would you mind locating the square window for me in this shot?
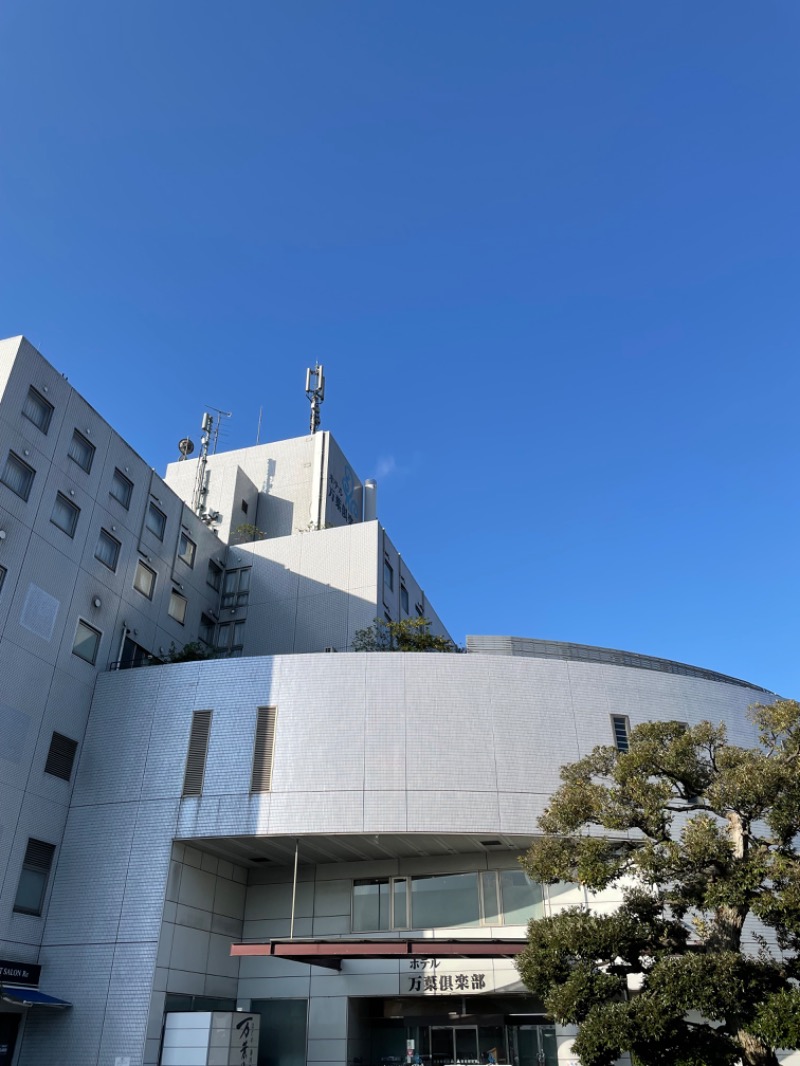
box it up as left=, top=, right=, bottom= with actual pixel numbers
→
left=133, top=560, right=156, bottom=599
left=72, top=619, right=101, bottom=665
left=383, top=559, right=394, bottom=591
left=13, top=839, right=56, bottom=916
left=169, top=589, right=187, bottom=625
left=1, top=451, right=35, bottom=501
left=22, top=387, right=53, bottom=433
left=110, top=468, right=133, bottom=509
left=95, top=528, right=121, bottom=571
left=207, top=560, right=223, bottom=591
left=68, top=430, right=95, bottom=473
left=199, top=613, right=215, bottom=645
left=178, top=532, right=196, bottom=567
left=221, top=568, right=250, bottom=609
left=146, top=502, right=166, bottom=540
left=50, top=492, right=80, bottom=537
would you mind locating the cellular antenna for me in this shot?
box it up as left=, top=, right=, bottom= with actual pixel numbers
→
left=305, top=364, right=325, bottom=435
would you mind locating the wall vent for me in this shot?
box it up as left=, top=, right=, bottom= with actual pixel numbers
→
left=44, top=732, right=79, bottom=781
left=251, top=707, right=277, bottom=793
left=182, top=710, right=213, bottom=797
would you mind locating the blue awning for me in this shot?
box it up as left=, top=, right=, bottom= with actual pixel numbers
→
left=1, top=986, right=71, bottom=1008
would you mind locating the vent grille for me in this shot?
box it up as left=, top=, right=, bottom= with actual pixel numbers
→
left=24, top=838, right=56, bottom=873
left=611, top=715, right=630, bottom=753
left=182, top=710, right=213, bottom=797
left=45, top=732, right=79, bottom=781
left=251, top=706, right=277, bottom=793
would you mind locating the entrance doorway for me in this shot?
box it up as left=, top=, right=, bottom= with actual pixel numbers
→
left=508, top=1024, right=557, bottom=1066
left=430, top=1025, right=479, bottom=1064
left=0, top=1015, right=20, bottom=1066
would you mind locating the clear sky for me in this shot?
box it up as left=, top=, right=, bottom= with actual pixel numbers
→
left=2, top=2, right=799, bottom=695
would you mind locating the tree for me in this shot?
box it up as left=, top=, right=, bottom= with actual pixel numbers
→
left=351, top=617, right=460, bottom=653
left=517, top=700, right=800, bottom=1066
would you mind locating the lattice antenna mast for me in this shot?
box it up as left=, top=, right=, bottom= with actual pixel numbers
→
left=192, top=412, right=214, bottom=515
left=203, top=405, right=232, bottom=454
left=305, top=364, right=325, bottom=435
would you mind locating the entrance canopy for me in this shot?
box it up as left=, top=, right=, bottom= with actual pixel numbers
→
left=230, top=938, right=527, bottom=971
left=1, top=986, right=71, bottom=1008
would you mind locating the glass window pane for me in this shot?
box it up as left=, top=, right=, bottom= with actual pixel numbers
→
left=179, top=532, right=196, bottom=567
left=481, top=871, right=500, bottom=924
left=134, top=561, right=156, bottom=599
left=353, top=879, right=390, bottom=931
left=411, top=873, right=480, bottom=929
left=68, top=430, right=95, bottom=473
left=110, top=468, right=133, bottom=508
left=169, top=591, right=187, bottom=624
left=50, top=493, right=79, bottom=537
left=500, top=870, right=543, bottom=925
left=95, top=529, right=120, bottom=571
left=72, top=620, right=101, bottom=664
left=23, top=387, right=53, bottom=433
left=392, top=877, right=408, bottom=929
left=1, top=452, right=35, bottom=500
left=146, top=503, right=166, bottom=539
left=14, top=867, right=47, bottom=915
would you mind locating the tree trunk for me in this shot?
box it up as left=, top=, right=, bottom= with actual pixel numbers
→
left=737, top=1029, right=779, bottom=1066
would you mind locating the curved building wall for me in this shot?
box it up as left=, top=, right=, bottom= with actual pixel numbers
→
left=20, top=653, right=773, bottom=1066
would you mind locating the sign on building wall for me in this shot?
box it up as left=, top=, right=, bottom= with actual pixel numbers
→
left=160, top=1012, right=260, bottom=1066
left=324, top=436, right=363, bottom=528
left=401, top=958, right=523, bottom=996
left=0, top=960, right=41, bottom=987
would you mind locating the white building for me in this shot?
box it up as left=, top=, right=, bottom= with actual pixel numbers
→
left=0, top=336, right=791, bottom=1066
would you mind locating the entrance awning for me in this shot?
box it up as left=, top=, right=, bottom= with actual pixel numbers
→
left=230, top=938, right=527, bottom=971
left=1, top=986, right=72, bottom=1008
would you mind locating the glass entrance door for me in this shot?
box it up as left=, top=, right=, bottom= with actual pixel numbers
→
left=430, top=1026, right=479, bottom=1065
left=508, top=1025, right=557, bottom=1066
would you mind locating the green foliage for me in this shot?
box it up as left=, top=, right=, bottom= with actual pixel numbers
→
left=160, top=641, right=218, bottom=664
left=517, top=700, right=800, bottom=1066
left=351, top=617, right=460, bottom=653
left=234, top=523, right=266, bottom=541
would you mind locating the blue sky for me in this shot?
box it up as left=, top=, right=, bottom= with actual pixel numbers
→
left=2, top=1, right=799, bottom=695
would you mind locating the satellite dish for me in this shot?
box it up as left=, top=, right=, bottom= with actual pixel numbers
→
left=178, top=438, right=195, bottom=459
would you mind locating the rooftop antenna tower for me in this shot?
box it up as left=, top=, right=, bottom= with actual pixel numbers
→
left=192, top=412, right=214, bottom=516
left=305, top=364, right=325, bottom=435
left=203, top=405, right=232, bottom=454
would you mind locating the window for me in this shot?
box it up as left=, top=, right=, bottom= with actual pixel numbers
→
left=68, top=430, right=95, bottom=473
left=199, top=613, right=215, bottom=645
left=13, top=839, right=56, bottom=916
left=178, top=532, right=196, bottom=567
left=352, top=870, right=543, bottom=932
left=1, top=451, right=35, bottom=501
left=50, top=493, right=80, bottom=537
left=72, top=619, right=101, bottom=664
left=383, top=558, right=394, bottom=591
left=0, top=565, right=6, bottom=594
left=183, top=710, right=212, bottom=797
left=215, top=620, right=245, bottom=657
left=400, top=584, right=409, bottom=614
left=611, top=714, right=630, bottom=753
left=44, top=732, right=79, bottom=781
left=168, top=589, right=187, bottom=625
left=146, top=502, right=166, bottom=540
left=241, top=498, right=248, bottom=514
left=207, top=560, right=223, bottom=591
left=221, top=568, right=250, bottom=609
left=133, top=560, right=156, bottom=599
left=251, top=707, right=277, bottom=792
left=110, top=468, right=133, bottom=509
left=22, top=387, right=53, bottom=433
left=95, top=528, right=121, bottom=571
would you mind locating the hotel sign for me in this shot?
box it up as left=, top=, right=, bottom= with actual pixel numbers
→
left=0, top=959, right=40, bottom=987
